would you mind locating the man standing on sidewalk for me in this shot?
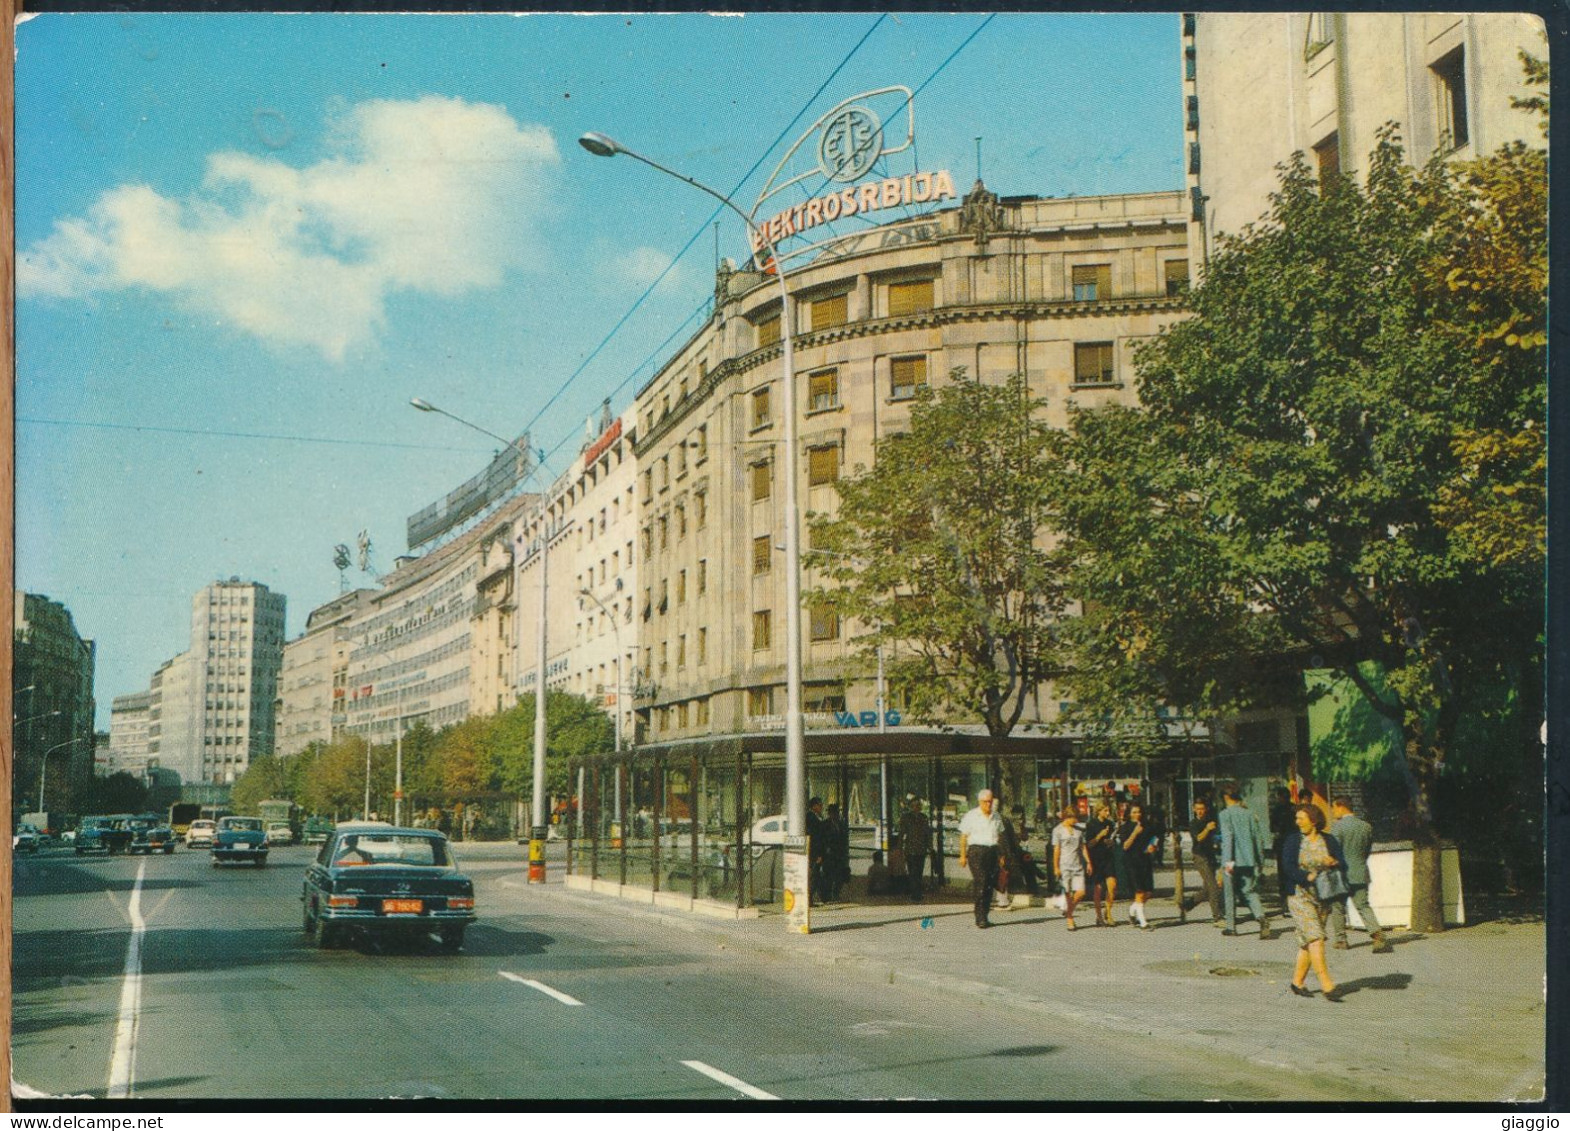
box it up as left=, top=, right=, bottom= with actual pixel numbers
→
left=1189, top=797, right=1224, bottom=926
left=897, top=795, right=931, bottom=902
left=957, top=788, right=1004, bottom=928
left=1328, top=797, right=1393, bottom=953
left=1218, top=784, right=1273, bottom=939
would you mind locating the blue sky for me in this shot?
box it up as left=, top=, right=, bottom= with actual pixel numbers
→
left=15, top=12, right=1183, bottom=727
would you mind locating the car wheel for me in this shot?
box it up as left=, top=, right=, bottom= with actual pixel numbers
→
left=165, top=844, right=175, bottom=855
left=256, top=855, right=268, bottom=868
left=211, top=857, right=221, bottom=867
left=439, top=925, right=466, bottom=953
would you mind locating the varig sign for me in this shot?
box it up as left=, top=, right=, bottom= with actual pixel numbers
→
left=749, top=86, right=956, bottom=268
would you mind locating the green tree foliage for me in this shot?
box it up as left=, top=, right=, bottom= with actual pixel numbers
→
left=296, top=735, right=373, bottom=820
left=492, top=691, right=615, bottom=798
left=229, top=755, right=292, bottom=815
left=74, top=771, right=149, bottom=814
left=1053, top=125, right=1545, bottom=925
left=806, top=370, right=1068, bottom=738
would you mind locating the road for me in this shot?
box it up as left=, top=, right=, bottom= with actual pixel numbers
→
left=12, top=841, right=1382, bottom=1103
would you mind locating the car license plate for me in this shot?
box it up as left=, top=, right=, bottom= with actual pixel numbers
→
left=383, top=899, right=422, bottom=914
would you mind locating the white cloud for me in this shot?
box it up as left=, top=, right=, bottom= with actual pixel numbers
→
left=608, top=245, right=686, bottom=293
left=19, top=96, right=559, bottom=360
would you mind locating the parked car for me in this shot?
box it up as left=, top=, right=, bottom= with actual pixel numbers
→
left=128, top=814, right=176, bottom=855
left=186, top=819, right=217, bottom=849
left=13, top=825, right=41, bottom=853
left=75, top=815, right=134, bottom=855
left=211, top=816, right=269, bottom=867
left=301, top=825, right=475, bottom=952
left=59, top=829, right=76, bottom=845
left=266, top=821, right=296, bottom=846
left=302, top=816, right=335, bottom=845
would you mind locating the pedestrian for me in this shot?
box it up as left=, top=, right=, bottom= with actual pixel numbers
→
left=1008, top=805, right=1044, bottom=896
left=806, top=796, right=828, bottom=904
left=1328, top=797, right=1393, bottom=953
left=957, top=788, right=1005, bottom=928
left=1282, top=803, right=1346, bottom=1001
left=1085, top=802, right=1118, bottom=926
left=825, top=802, right=850, bottom=901
left=1218, top=783, right=1275, bottom=940
left=1051, top=805, right=1091, bottom=930
left=995, top=806, right=1023, bottom=910
left=1121, top=802, right=1157, bottom=929
left=896, top=795, right=931, bottom=903
left=1188, top=797, right=1224, bottom=926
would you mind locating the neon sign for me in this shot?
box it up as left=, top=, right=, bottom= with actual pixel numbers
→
left=749, top=171, right=957, bottom=257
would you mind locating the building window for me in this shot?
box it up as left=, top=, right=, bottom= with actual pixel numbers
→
left=1071, top=264, right=1111, bottom=302
left=891, top=355, right=928, bottom=400
left=808, top=444, right=839, bottom=486
left=676, top=503, right=687, bottom=539
left=659, top=642, right=669, bottom=675
left=751, top=460, right=772, bottom=501
left=698, top=559, right=708, bottom=594
left=695, top=697, right=710, bottom=726
left=695, top=424, right=708, bottom=461
left=1314, top=133, right=1341, bottom=184
left=888, top=279, right=935, bottom=317
left=658, top=514, right=669, bottom=549
left=810, top=605, right=840, bottom=641
left=676, top=443, right=688, bottom=478
left=698, top=627, right=708, bottom=664
left=642, top=468, right=653, bottom=502
left=1074, top=342, right=1116, bottom=386
left=677, top=569, right=687, bottom=603
left=751, top=386, right=772, bottom=429
left=810, top=292, right=848, bottom=331
left=641, top=526, right=652, bottom=559
left=1304, top=12, right=1334, bottom=59
left=1433, top=47, right=1469, bottom=150
left=753, top=534, right=773, bottom=576
left=695, top=491, right=707, bottom=529
left=747, top=686, right=774, bottom=717
left=677, top=701, right=688, bottom=728
left=677, top=635, right=687, bottom=668
left=1164, top=259, right=1190, bottom=297
left=756, top=312, right=781, bottom=348
left=660, top=455, right=670, bottom=490
left=753, top=610, right=772, bottom=651
left=809, top=368, right=840, bottom=412
left=1186, top=95, right=1199, bottom=132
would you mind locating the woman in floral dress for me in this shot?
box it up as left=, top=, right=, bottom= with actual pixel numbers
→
left=1280, top=803, right=1346, bottom=1001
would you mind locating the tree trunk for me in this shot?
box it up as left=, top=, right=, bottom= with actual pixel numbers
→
left=1403, top=726, right=1447, bottom=934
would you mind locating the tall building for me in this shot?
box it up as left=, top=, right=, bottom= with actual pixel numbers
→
left=107, top=690, right=152, bottom=777
left=13, top=592, right=96, bottom=811
left=1184, top=11, right=1546, bottom=261
left=277, top=589, right=375, bottom=759
left=143, top=578, right=286, bottom=785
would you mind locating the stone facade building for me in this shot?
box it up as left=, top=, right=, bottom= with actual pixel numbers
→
left=13, top=591, right=96, bottom=810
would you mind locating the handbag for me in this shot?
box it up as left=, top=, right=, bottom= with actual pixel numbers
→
left=1313, top=867, right=1350, bottom=902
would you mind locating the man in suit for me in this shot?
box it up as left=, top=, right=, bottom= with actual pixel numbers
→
left=1218, top=783, right=1274, bottom=939
left=896, top=795, right=931, bottom=903
left=1328, top=797, right=1393, bottom=953
left=805, top=797, right=828, bottom=904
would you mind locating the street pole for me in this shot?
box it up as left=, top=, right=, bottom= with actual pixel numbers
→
left=580, top=587, right=625, bottom=841
left=38, top=737, right=83, bottom=813
left=395, top=682, right=405, bottom=827
left=579, top=131, right=806, bottom=842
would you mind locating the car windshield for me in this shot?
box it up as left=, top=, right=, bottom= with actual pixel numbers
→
left=220, top=818, right=263, bottom=832
left=332, top=834, right=449, bottom=868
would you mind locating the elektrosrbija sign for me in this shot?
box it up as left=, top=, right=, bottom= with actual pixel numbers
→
left=748, top=87, right=957, bottom=268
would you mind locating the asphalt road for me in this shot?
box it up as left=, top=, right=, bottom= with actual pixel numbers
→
left=12, top=841, right=1376, bottom=1103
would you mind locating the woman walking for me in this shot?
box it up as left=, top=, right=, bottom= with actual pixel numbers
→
left=1121, top=803, right=1157, bottom=929
left=1281, top=804, right=1346, bottom=1001
left=1051, top=806, right=1091, bottom=929
left=1085, top=802, right=1118, bottom=926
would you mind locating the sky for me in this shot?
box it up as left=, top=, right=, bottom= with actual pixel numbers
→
left=14, top=12, right=1184, bottom=728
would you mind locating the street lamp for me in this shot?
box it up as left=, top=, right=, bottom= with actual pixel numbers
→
left=412, top=396, right=552, bottom=880
left=580, top=131, right=807, bottom=842
left=38, top=737, right=85, bottom=812
left=15, top=709, right=62, bottom=727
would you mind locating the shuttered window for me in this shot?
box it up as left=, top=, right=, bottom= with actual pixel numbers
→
left=808, top=445, right=839, bottom=486
left=751, top=461, right=771, bottom=501
left=756, top=313, right=781, bottom=347
left=888, top=279, right=935, bottom=317
left=753, top=611, right=772, bottom=651
left=891, top=355, right=928, bottom=399
left=809, top=368, right=840, bottom=411
left=753, top=535, right=773, bottom=576
left=1074, top=342, right=1116, bottom=386
left=811, top=293, right=848, bottom=330
left=1071, top=264, right=1111, bottom=302
left=810, top=605, right=840, bottom=641
left=751, top=386, right=772, bottom=428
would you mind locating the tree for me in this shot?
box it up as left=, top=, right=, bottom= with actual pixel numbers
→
left=806, top=370, right=1068, bottom=739
left=1054, top=125, right=1545, bottom=931
left=493, top=691, right=615, bottom=800
left=75, top=772, right=149, bottom=815
left=230, top=755, right=292, bottom=815
left=297, top=735, right=373, bottom=820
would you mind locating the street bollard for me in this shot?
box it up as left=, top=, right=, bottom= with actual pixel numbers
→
left=528, top=826, right=547, bottom=883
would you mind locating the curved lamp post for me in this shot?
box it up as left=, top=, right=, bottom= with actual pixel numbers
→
left=412, top=396, right=552, bottom=879
left=579, top=131, right=806, bottom=843
left=580, top=586, right=625, bottom=838
left=38, top=736, right=85, bottom=812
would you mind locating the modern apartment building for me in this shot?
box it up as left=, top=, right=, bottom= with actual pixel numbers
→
left=1183, top=11, right=1546, bottom=259
left=107, top=690, right=152, bottom=777
left=13, top=591, right=96, bottom=808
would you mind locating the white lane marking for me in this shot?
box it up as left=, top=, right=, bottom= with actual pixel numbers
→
left=498, top=971, right=584, bottom=1005
left=106, top=859, right=148, bottom=1098
left=681, top=1060, right=779, bottom=1100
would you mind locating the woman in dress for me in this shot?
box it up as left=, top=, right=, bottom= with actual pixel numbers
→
left=1281, top=803, right=1346, bottom=1000
left=1084, top=802, right=1118, bottom=926
left=1051, top=806, right=1090, bottom=930
left=1122, top=803, right=1157, bottom=929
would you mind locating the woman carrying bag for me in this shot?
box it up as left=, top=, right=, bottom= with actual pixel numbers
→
left=1280, top=804, right=1349, bottom=1001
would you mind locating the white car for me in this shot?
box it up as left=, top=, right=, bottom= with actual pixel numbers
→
left=186, top=819, right=217, bottom=849
left=266, top=821, right=295, bottom=845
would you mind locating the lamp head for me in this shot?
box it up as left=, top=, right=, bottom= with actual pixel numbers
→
left=578, top=132, right=624, bottom=158
left=410, top=397, right=437, bottom=412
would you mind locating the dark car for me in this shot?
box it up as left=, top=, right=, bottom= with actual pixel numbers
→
left=301, top=824, right=476, bottom=952
left=13, top=825, right=42, bottom=853
left=128, top=814, right=176, bottom=855
left=212, top=815, right=270, bottom=867
left=75, top=815, right=134, bottom=855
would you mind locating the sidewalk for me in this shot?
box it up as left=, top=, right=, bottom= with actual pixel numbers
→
left=538, top=865, right=1545, bottom=1103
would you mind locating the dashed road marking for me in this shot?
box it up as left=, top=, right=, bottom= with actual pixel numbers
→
left=499, top=971, right=583, bottom=1005
left=106, top=859, right=147, bottom=1098
left=681, top=1060, right=779, bottom=1100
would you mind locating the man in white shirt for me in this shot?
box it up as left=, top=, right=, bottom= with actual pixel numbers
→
left=958, top=788, right=1004, bottom=928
